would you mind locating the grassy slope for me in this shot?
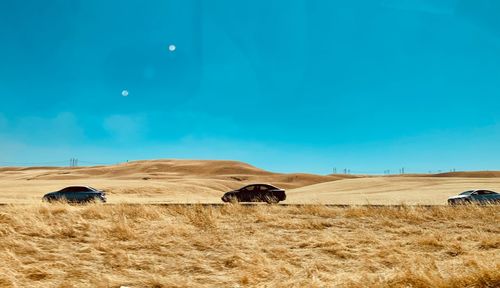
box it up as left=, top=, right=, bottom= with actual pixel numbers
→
left=1, top=160, right=500, bottom=204
left=0, top=160, right=353, bottom=204
left=0, top=204, right=498, bottom=287
left=288, top=176, right=500, bottom=205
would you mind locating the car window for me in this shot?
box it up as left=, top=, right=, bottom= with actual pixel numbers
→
left=60, top=186, right=89, bottom=193
left=480, top=190, right=494, bottom=195
left=259, top=185, right=269, bottom=191
left=244, top=185, right=255, bottom=191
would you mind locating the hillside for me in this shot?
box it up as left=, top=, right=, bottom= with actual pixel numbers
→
left=431, top=171, right=500, bottom=178
left=2, top=160, right=500, bottom=204
left=288, top=176, right=500, bottom=205
left=0, top=159, right=350, bottom=203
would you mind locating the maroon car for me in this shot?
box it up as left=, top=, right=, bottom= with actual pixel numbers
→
left=221, top=184, right=286, bottom=204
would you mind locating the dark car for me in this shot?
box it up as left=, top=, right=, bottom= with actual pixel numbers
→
left=43, top=186, right=107, bottom=203
left=448, top=190, right=500, bottom=205
left=221, top=184, right=286, bottom=204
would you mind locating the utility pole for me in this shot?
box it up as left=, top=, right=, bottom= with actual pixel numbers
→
left=69, top=158, right=78, bottom=168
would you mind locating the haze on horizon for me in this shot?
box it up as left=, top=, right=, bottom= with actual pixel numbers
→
left=1, top=0, right=500, bottom=174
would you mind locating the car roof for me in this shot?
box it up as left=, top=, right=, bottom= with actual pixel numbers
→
left=475, top=189, right=498, bottom=193
left=241, top=183, right=280, bottom=189
left=59, top=186, right=98, bottom=191
left=467, top=189, right=498, bottom=194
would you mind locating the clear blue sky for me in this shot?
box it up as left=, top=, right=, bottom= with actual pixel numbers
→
left=1, top=0, right=500, bottom=174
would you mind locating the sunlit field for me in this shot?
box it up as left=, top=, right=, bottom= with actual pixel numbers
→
left=0, top=204, right=498, bottom=287
left=2, top=160, right=500, bottom=205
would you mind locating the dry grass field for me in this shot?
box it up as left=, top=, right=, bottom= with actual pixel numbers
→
left=2, top=159, right=500, bottom=205
left=0, top=204, right=498, bottom=287
left=288, top=176, right=500, bottom=205
left=0, top=160, right=354, bottom=204
left=1, top=160, right=499, bottom=286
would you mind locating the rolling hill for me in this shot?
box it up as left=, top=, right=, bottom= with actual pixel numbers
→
left=1, top=160, right=500, bottom=204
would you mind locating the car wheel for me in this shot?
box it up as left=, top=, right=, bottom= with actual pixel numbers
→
left=85, top=197, right=97, bottom=203
left=225, top=196, right=238, bottom=203
left=265, top=196, right=279, bottom=204
left=86, top=196, right=105, bottom=204
left=449, top=199, right=470, bottom=206
left=460, top=199, right=471, bottom=205
left=43, top=196, right=55, bottom=203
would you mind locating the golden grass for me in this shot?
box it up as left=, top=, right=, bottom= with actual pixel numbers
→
left=0, top=160, right=351, bottom=204
left=0, top=204, right=498, bottom=287
left=289, top=176, right=500, bottom=205
left=3, top=175, right=500, bottom=205
left=2, top=160, right=500, bottom=205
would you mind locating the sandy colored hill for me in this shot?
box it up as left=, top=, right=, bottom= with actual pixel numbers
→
left=0, top=159, right=348, bottom=185
left=0, top=159, right=351, bottom=203
left=1, top=160, right=500, bottom=204
left=431, top=171, right=500, bottom=178
left=288, top=176, right=500, bottom=205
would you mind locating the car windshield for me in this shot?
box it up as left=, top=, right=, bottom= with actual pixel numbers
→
left=60, top=186, right=92, bottom=193
left=459, top=191, right=474, bottom=195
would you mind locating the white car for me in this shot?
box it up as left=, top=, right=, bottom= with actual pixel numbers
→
left=448, top=190, right=500, bottom=205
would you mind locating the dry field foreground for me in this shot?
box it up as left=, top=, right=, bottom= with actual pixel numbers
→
left=0, top=204, right=498, bottom=287
left=2, top=160, right=500, bottom=204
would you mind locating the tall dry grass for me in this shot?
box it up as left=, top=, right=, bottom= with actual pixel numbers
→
left=0, top=204, right=498, bottom=287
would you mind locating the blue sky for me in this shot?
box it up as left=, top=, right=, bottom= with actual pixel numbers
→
left=1, top=0, right=500, bottom=174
